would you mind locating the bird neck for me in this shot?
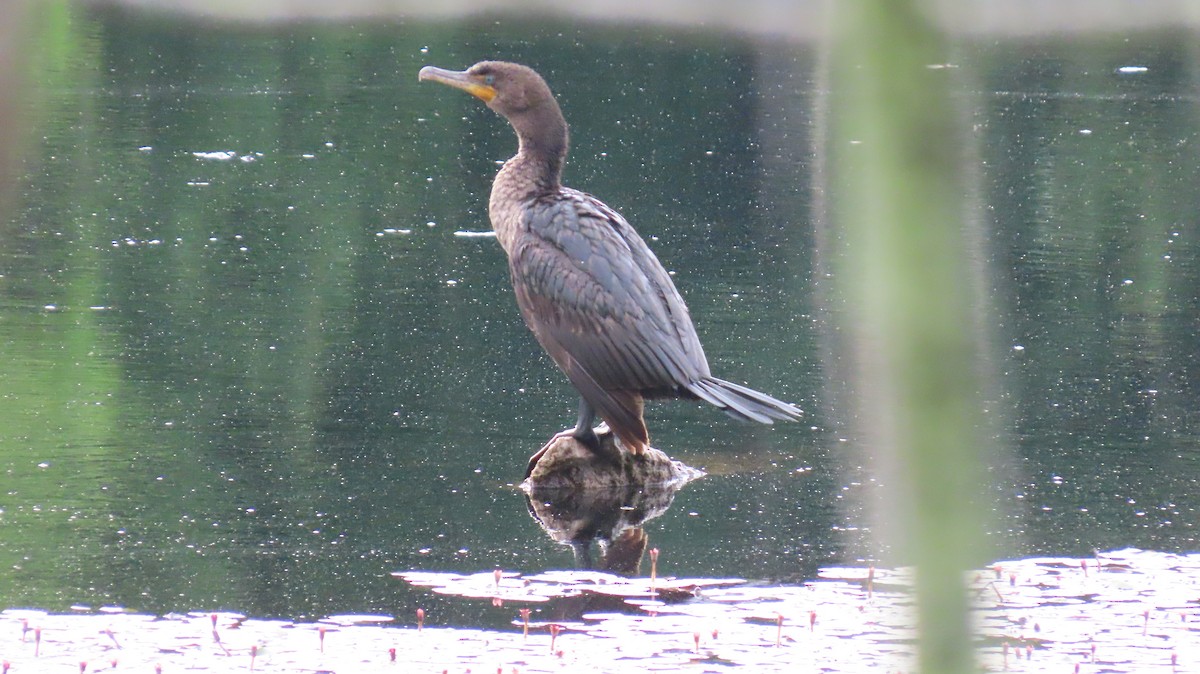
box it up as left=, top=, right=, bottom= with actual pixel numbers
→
left=509, top=105, right=569, bottom=192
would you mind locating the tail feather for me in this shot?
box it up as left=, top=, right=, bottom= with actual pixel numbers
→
left=687, top=377, right=802, bottom=424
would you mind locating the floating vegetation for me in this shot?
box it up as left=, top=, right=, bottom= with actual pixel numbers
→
left=1, top=549, right=1197, bottom=672
left=191, top=150, right=261, bottom=162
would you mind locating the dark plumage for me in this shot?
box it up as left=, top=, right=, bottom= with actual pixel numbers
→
left=418, top=61, right=801, bottom=462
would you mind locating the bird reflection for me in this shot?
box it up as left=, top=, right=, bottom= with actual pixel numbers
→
left=523, top=469, right=697, bottom=573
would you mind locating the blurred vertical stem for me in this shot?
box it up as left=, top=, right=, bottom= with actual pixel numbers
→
left=830, top=2, right=983, bottom=673
left=0, top=0, right=32, bottom=210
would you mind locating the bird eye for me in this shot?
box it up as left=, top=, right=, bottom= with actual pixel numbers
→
left=484, top=74, right=496, bottom=85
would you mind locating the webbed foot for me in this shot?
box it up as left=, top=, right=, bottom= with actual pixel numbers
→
left=525, top=425, right=624, bottom=478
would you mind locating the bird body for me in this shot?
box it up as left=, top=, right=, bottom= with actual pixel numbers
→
left=419, top=61, right=800, bottom=459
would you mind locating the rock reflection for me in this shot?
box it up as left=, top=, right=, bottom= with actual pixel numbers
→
left=521, top=430, right=704, bottom=572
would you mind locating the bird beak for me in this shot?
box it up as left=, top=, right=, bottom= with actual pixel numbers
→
left=418, top=66, right=497, bottom=103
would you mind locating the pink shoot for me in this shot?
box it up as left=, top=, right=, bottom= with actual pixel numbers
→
left=211, top=620, right=230, bottom=656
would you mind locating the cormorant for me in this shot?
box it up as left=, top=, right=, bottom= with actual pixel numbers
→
left=418, top=61, right=801, bottom=465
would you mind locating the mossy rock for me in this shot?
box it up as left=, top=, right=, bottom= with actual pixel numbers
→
left=522, top=429, right=702, bottom=490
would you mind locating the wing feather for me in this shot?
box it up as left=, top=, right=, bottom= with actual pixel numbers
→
left=510, top=190, right=709, bottom=399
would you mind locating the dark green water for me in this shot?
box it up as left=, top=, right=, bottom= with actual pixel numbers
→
left=0, top=6, right=1197, bottom=622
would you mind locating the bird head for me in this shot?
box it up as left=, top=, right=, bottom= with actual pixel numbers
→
left=419, top=61, right=557, bottom=119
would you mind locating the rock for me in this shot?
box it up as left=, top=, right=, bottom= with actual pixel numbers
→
left=522, top=428, right=703, bottom=490
left=519, top=428, right=704, bottom=570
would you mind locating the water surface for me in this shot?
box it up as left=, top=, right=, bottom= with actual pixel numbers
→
left=1, top=7, right=1198, bottom=622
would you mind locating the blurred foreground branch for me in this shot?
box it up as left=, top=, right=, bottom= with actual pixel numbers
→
left=90, top=0, right=1199, bottom=37
left=829, top=2, right=985, bottom=673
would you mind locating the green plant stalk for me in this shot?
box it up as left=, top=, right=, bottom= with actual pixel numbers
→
left=832, top=2, right=983, bottom=673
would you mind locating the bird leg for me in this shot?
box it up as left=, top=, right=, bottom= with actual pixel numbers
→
left=524, top=398, right=622, bottom=477
left=572, top=399, right=625, bottom=465
left=571, top=397, right=601, bottom=450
